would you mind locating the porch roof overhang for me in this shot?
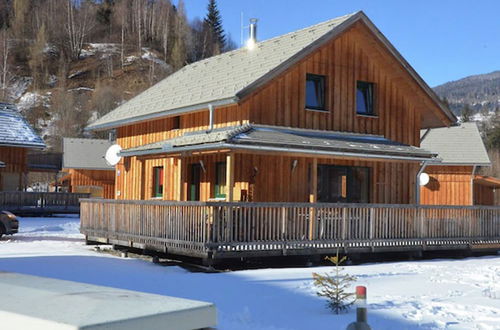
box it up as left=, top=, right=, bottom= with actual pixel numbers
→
left=119, top=125, right=440, bottom=162
left=474, top=175, right=500, bottom=188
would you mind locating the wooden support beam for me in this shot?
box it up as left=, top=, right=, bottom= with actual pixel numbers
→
left=309, top=158, right=318, bottom=240
left=176, top=157, right=183, bottom=201
left=226, top=153, right=235, bottom=202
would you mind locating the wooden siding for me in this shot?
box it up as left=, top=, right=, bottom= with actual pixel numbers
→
left=0, top=146, right=27, bottom=190
left=117, top=152, right=418, bottom=204
left=244, top=22, right=434, bottom=146
left=66, top=169, right=115, bottom=199
left=420, top=166, right=474, bottom=206
left=116, top=104, right=249, bottom=150
left=474, top=183, right=496, bottom=206
left=112, top=22, right=452, bottom=202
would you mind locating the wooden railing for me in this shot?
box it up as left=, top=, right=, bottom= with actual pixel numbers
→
left=80, top=200, right=500, bottom=259
left=0, top=192, right=90, bottom=215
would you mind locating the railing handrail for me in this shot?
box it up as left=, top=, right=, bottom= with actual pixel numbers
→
left=79, top=198, right=500, bottom=210
left=0, top=191, right=90, bottom=196
left=80, top=199, right=500, bottom=258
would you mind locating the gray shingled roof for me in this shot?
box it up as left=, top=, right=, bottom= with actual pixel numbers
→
left=87, top=11, right=455, bottom=131
left=121, top=124, right=437, bottom=161
left=420, top=122, right=490, bottom=165
left=63, top=138, right=114, bottom=170
left=0, top=103, right=45, bottom=149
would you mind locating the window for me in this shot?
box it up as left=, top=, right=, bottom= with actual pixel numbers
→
left=153, top=166, right=164, bottom=198
left=214, top=162, right=227, bottom=199
left=172, top=116, right=180, bottom=129
left=356, top=81, right=375, bottom=115
left=305, top=74, right=326, bottom=110
left=317, top=165, right=370, bottom=203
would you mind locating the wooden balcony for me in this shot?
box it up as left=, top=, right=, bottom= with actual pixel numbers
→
left=80, top=200, right=500, bottom=261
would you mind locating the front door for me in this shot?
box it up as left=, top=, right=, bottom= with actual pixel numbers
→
left=189, top=163, right=201, bottom=201
left=317, top=165, right=370, bottom=203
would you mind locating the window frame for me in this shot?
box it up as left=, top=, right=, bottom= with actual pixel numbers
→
left=152, top=166, right=164, bottom=198
left=356, top=80, right=376, bottom=116
left=317, top=165, right=371, bottom=203
left=172, top=116, right=181, bottom=130
left=305, top=73, right=328, bottom=111
left=214, top=162, right=227, bottom=199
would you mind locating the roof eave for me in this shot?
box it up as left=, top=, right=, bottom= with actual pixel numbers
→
left=430, top=162, right=492, bottom=167
left=86, top=97, right=238, bottom=131
left=62, top=166, right=115, bottom=171
left=121, top=141, right=438, bottom=162
left=355, top=12, right=457, bottom=125
left=0, top=142, right=46, bottom=149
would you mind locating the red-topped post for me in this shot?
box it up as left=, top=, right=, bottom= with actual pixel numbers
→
left=346, top=286, right=371, bottom=330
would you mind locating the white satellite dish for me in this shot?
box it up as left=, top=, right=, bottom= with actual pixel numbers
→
left=105, top=144, right=122, bottom=166
left=419, top=172, right=430, bottom=186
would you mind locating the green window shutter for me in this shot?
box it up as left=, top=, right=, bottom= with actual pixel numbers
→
left=153, top=167, right=164, bottom=198
left=215, top=162, right=227, bottom=199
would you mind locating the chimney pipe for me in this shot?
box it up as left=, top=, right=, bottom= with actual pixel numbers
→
left=247, top=18, right=258, bottom=49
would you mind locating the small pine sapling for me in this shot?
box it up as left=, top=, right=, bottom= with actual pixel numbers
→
left=312, top=252, right=357, bottom=314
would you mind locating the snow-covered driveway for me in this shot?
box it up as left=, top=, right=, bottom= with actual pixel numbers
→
left=0, top=216, right=499, bottom=330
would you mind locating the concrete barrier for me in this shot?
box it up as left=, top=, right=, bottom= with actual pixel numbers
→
left=0, top=272, right=216, bottom=330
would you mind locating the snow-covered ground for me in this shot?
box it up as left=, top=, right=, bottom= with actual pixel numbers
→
left=0, top=216, right=499, bottom=330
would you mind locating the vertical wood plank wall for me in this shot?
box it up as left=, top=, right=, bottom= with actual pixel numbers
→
left=67, top=169, right=115, bottom=199
left=0, top=146, right=27, bottom=190
left=244, top=22, right=440, bottom=146
left=473, top=183, right=495, bottom=206
left=112, top=22, right=451, bottom=202
left=420, top=166, right=473, bottom=205
left=118, top=152, right=418, bottom=204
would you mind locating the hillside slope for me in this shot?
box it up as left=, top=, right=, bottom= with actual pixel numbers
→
left=433, top=71, right=500, bottom=115
left=5, top=43, right=171, bottom=150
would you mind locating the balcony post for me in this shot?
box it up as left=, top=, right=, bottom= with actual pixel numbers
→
left=309, top=158, right=318, bottom=240
left=226, top=153, right=235, bottom=202
left=176, top=157, right=183, bottom=201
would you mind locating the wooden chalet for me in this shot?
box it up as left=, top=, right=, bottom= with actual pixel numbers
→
left=420, top=122, right=500, bottom=206
left=61, top=138, right=115, bottom=199
left=81, top=12, right=500, bottom=262
left=0, top=102, right=45, bottom=191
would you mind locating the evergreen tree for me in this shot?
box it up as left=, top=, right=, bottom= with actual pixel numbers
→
left=461, top=104, right=473, bottom=122
left=204, top=0, right=225, bottom=52
left=312, top=251, right=357, bottom=314
left=441, top=97, right=450, bottom=109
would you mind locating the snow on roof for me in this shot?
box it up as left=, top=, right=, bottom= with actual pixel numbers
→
left=0, top=102, right=45, bottom=149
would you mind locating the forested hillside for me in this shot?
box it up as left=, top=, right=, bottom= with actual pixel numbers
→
left=433, top=71, right=500, bottom=116
left=0, top=0, right=234, bottom=150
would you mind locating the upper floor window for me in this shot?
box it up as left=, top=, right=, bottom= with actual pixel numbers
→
left=305, top=74, right=326, bottom=111
left=172, top=116, right=180, bottom=129
left=153, top=166, right=164, bottom=198
left=356, top=81, right=375, bottom=115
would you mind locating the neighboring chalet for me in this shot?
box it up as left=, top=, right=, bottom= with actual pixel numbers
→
left=87, top=11, right=455, bottom=204
left=61, top=138, right=115, bottom=198
left=81, top=12, right=499, bottom=262
left=0, top=103, right=45, bottom=191
left=420, top=122, right=500, bottom=206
